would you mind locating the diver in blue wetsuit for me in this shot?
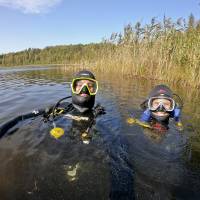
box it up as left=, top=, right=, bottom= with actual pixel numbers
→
left=127, top=84, right=183, bottom=132
left=139, top=84, right=183, bottom=131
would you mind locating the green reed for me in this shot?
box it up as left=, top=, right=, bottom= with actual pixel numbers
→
left=93, top=15, right=200, bottom=88
left=0, top=15, right=199, bottom=88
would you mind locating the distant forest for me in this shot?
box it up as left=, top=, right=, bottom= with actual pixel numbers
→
left=1, top=14, right=200, bottom=87
left=0, top=43, right=108, bottom=66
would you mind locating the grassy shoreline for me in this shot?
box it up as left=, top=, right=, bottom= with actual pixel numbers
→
left=1, top=16, right=200, bottom=88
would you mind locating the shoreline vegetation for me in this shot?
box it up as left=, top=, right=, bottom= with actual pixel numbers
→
left=0, top=15, right=200, bottom=88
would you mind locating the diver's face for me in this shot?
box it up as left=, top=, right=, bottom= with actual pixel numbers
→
left=151, top=98, right=172, bottom=111
left=75, top=79, right=96, bottom=97
left=151, top=98, right=171, bottom=117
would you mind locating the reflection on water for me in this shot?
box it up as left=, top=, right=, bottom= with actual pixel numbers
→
left=0, top=66, right=200, bottom=199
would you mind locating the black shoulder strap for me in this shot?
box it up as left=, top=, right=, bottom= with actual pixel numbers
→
left=51, top=96, right=72, bottom=119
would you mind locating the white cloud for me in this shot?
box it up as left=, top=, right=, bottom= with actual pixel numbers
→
left=0, top=0, right=63, bottom=14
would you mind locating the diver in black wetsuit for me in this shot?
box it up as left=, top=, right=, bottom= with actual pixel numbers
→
left=43, top=70, right=105, bottom=143
left=0, top=70, right=105, bottom=142
left=0, top=70, right=135, bottom=200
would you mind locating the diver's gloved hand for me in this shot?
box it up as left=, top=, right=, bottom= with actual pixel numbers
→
left=43, top=107, right=53, bottom=122
left=94, top=104, right=106, bottom=116
left=126, top=117, right=136, bottom=124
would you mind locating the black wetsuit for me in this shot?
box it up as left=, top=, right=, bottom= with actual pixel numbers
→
left=47, top=102, right=98, bottom=143
left=0, top=101, right=101, bottom=139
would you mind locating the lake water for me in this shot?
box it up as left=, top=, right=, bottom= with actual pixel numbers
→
left=0, top=66, right=200, bottom=200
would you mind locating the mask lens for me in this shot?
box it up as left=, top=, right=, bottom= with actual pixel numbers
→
left=87, top=81, right=97, bottom=94
left=148, top=97, right=175, bottom=111
left=72, top=78, right=98, bottom=95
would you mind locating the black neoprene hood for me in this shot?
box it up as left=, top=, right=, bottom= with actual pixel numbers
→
left=72, top=70, right=96, bottom=113
left=149, top=84, right=173, bottom=98
left=74, top=70, right=96, bottom=80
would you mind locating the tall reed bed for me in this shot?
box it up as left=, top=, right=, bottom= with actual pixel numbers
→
left=1, top=15, right=200, bottom=87
left=93, top=15, right=200, bottom=88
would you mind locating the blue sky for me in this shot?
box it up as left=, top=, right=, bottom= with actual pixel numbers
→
left=0, top=0, right=199, bottom=54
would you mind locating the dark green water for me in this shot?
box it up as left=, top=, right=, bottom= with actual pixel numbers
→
left=0, top=66, right=200, bottom=200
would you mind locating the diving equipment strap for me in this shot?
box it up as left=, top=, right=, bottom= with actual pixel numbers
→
left=43, top=96, right=73, bottom=121
left=80, top=104, right=106, bottom=138
left=50, top=104, right=105, bottom=140
left=52, top=96, right=72, bottom=119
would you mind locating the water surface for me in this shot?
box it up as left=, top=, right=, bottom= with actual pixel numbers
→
left=0, top=66, right=200, bottom=200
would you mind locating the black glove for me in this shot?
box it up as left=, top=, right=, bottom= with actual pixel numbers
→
left=42, top=107, right=53, bottom=122
left=94, top=104, right=106, bottom=116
